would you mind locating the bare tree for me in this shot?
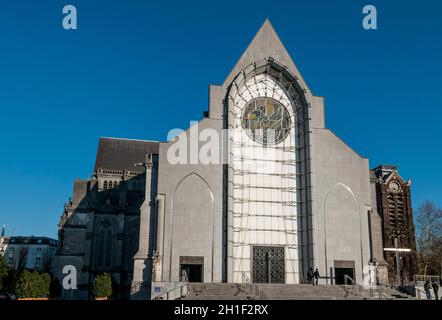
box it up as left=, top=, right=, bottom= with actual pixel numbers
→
left=415, top=201, right=442, bottom=276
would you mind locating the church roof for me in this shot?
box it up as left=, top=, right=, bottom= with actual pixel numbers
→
left=371, top=164, right=407, bottom=184
left=94, top=137, right=159, bottom=172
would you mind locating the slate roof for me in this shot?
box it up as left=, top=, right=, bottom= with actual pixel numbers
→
left=94, top=137, right=159, bottom=172
left=8, top=236, right=58, bottom=246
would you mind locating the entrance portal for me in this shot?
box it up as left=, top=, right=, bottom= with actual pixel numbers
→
left=252, top=246, right=285, bottom=283
left=180, top=264, right=203, bottom=282
left=334, top=260, right=356, bottom=285
left=180, top=256, right=204, bottom=282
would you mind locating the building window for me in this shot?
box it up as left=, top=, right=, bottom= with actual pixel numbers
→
left=103, top=181, right=108, bottom=190
left=133, top=182, right=143, bottom=191
left=36, top=247, right=42, bottom=255
left=96, top=220, right=114, bottom=268
left=34, top=256, right=41, bottom=269
left=129, top=223, right=139, bottom=260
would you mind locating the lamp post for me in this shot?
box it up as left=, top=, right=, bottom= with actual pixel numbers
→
left=394, top=237, right=401, bottom=286
left=391, top=230, right=406, bottom=287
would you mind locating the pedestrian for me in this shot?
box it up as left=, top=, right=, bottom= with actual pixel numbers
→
left=313, top=268, right=320, bottom=286
left=307, top=267, right=314, bottom=285
left=432, top=281, right=439, bottom=300
left=424, top=281, right=432, bottom=300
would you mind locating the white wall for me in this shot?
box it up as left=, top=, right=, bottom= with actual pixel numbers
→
left=228, top=74, right=299, bottom=284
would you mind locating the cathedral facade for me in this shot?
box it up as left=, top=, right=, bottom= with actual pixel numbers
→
left=54, top=20, right=417, bottom=299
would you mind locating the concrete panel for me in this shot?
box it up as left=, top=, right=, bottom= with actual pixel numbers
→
left=310, top=128, right=371, bottom=285
left=156, top=117, right=223, bottom=283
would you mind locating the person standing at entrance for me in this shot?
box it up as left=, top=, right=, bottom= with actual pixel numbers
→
left=432, top=281, right=439, bottom=300
left=307, top=268, right=314, bottom=285
left=424, top=281, right=432, bottom=299
left=313, top=268, right=320, bottom=286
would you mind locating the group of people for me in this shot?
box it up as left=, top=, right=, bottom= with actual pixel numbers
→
left=305, top=267, right=440, bottom=300
left=424, top=281, right=440, bottom=300
left=307, top=268, right=320, bottom=286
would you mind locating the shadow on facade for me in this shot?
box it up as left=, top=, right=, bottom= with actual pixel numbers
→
left=55, top=172, right=148, bottom=300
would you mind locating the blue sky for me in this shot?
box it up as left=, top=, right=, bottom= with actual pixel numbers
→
left=0, top=0, right=441, bottom=238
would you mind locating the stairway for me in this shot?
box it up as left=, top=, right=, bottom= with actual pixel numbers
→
left=183, top=283, right=370, bottom=300
left=182, top=283, right=254, bottom=300
left=389, top=286, right=417, bottom=300
left=256, top=284, right=361, bottom=300
left=181, top=283, right=419, bottom=300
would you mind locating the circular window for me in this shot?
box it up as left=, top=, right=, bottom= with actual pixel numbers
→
left=242, top=97, right=291, bottom=145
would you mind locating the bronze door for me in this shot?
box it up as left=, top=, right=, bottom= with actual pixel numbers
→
left=252, top=246, right=285, bottom=283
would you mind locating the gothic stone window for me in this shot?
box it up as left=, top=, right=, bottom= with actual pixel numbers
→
left=125, top=221, right=140, bottom=270
left=96, top=219, right=115, bottom=268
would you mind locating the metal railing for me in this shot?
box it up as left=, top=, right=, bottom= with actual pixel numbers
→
left=153, top=271, right=189, bottom=300
left=414, top=275, right=440, bottom=300
left=130, top=281, right=143, bottom=295
left=343, top=274, right=356, bottom=285
left=238, top=272, right=268, bottom=300
left=343, top=275, right=363, bottom=298
left=241, top=272, right=250, bottom=284
left=414, top=275, right=440, bottom=285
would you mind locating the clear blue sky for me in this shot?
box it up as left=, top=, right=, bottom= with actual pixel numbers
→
left=0, top=0, right=441, bottom=238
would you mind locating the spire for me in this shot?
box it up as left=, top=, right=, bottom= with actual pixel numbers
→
left=1, top=224, right=5, bottom=237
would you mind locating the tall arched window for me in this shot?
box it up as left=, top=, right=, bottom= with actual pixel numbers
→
left=126, top=221, right=139, bottom=270
left=113, top=181, right=118, bottom=189
left=103, top=181, right=108, bottom=190
left=96, top=219, right=114, bottom=268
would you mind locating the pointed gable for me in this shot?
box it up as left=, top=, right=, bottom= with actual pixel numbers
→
left=384, top=170, right=406, bottom=185
left=223, top=19, right=312, bottom=97
left=372, top=164, right=407, bottom=185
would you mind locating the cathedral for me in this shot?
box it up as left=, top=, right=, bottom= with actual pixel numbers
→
left=54, top=20, right=417, bottom=299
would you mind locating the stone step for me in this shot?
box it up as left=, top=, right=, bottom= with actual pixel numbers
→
left=183, top=283, right=400, bottom=300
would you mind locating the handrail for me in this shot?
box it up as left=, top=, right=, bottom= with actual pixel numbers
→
left=252, top=284, right=268, bottom=300
left=237, top=273, right=269, bottom=300
left=153, top=270, right=189, bottom=300
left=343, top=274, right=356, bottom=285
left=414, top=286, right=434, bottom=300
left=130, top=281, right=143, bottom=294
left=373, top=285, right=393, bottom=300
left=343, top=275, right=363, bottom=298
left=181, top=269, right=189, bottom=283
left=241, top=272, right=250, bottom=284
left=154, top=282, right=188, bottom=300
